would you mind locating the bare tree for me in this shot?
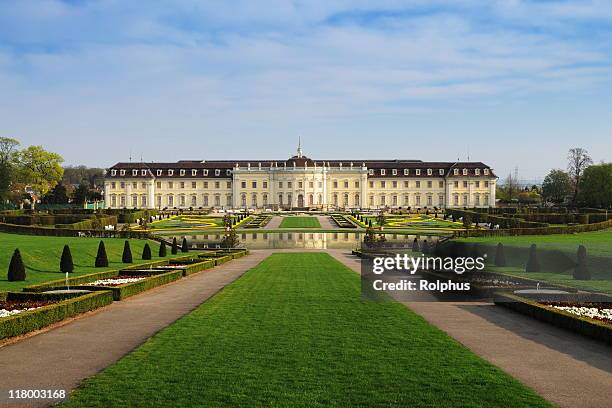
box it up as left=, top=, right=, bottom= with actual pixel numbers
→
left=567, top=148, right=592, bottom=206
left=502, top=173, right=520, bottom=202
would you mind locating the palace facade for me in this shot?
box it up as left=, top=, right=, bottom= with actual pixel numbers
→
left=104, top=146, right=496, bottom=210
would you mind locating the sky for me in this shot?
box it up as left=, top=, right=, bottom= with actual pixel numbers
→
left=1, top=0, right=611, bottom=183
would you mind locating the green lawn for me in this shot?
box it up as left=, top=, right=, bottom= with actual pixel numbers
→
left=459, top=230, right=612, bottom=293
left=62, top=253, right=550, bottom=407
left=278, top=216, right=321, bottom=228
left=0, top=232, right=182, bottom=291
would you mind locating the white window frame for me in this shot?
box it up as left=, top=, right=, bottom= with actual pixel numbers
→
left=404, top=169, right=409, bottom=175
left=203, top=169, right=208, bottom=176
left=439, top=169, right=444, bottom=175
left=215, top=169, right=220, bottom=176
left=368, top=169, right=374, bottom=175
left=427, top=168, right=432, bottom=175
left=416, top=169, right=421, bottom=175
left=380, top=169, right=386, bottom=175
left=132, top=169, right=138, bottom=176
left=192, top=169, right=197, bottom=176
left=226, top=169, right=232, bottom=175
left=392, top=169, right=397, bottom=175
left=453, top=169, right=459, bottom=175
left=120, top=169, right=126, bottom=176
left=180, top=169, right=186, bottom=176
left=111, top=170, right=117, bottom=176
left=157, top=169, right=162, bottom=176
left=168, top=169, right=174, bottom=176
left=463, top=168, right=468, bottom=175
left=475, top=168, right=480, bottom=176
left=484, top=168, right=489, bottom=175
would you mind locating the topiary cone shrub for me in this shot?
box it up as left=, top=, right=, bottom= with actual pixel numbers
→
left=8, top=249, right=26, bottom=281
left=573, top=245, right=590, bottom=280
left=122, top=240, right=133, bottom=263
left=525, top=244, right=540, bottom=272
left=60, top=245, right=74, bottom=273
left=159, top=241, right=167, bottom=257
left=412, top=238, right=420, bottom=252
left=494, top=243, right=506, bottom=267
left=181, top=237, right=189, bottom=252
left=142, top=243, right=152, bottom=260
left=171, top=237, right=178, bottom=255
left=95, top=241, right=109, bottom=267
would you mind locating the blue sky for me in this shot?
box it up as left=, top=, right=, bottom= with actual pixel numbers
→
left=1, top=0, right=611, bottom=181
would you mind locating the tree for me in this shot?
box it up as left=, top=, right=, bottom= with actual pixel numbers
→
left=221, top=228, right=240, bottom=249
left=578, top=163, right=612, bottom=208
left=122, top=241, right=133, bottom=263
left=15, top=145, right=64, bottom=207
left=567, top=148, right=593, bottom=206
left=142, top=243, right=152, bottom=260
left=181, top=237, right=189, bottom=252
left=498, top=173, right=520, bottom=202
left=0, top=137, right=20, bottom=202
left=41, top=183, right=69, bottom=204
left=8, top=249, right=26, bottom=281
left=159, top=241, right=167, bottom=257
left=541, top=169, right=571, bottom=204
left=95, top=241, right=109, bottom=267
left=60, top=245, right=74, bottom=273
left=462, top=213, right=472, bottom=229
left=525, top=244, right=540, bottom=272
left=171, top=237, right=178, bottom=254
left=72, top=182, right=90, bottom=205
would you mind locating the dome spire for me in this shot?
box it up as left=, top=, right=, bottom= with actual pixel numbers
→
left=297, top=136, right=303, bottom=158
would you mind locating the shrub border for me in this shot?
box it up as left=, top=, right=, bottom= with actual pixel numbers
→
left=494, top=292, right=612, bottom=345
left=0, top=291, right=113, bottom=340
left=74, top=270, right=184, bottom=301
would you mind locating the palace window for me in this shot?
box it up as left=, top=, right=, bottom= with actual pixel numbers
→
left=288, top=182, right=292, bottom=188
left=251, top=193, right=257, bottom=207
left=404, top=195, right=409, bottom=205
left=415, top=195, right=420, bottom=206
left=404, top=181, right=409, bottom=188
left=344, top=181, right=349, bottom=188
left=215, top=181, right=220, bottom=189
left=380, top=195, right=386, bottom=205
left=355, top=181, right=359, bottom=188
left=439, top=169, right=444, bottom=175
left=252, top=181, right=257, bottom=188
left=120, top=182, right=125, bottom=188
left=299, top=181, right=303, bottom=188
left=392, top=195, right=397, bottom=206
left=463, top=169, right=468, bottom=175
left=215, top=195, right=220, bottom=206
left=453, top=195, right=459, bottom=205
left=474, top=194, right=480, bottom=206
left=179, top=195, right=186, bottom=206
left=141, top=182, right=146, bottom=189
left=404, top=169, right=409, bottom=175
left=192, top=182, right=197, bottom=188
left=427, top=169, right=432, bottom=175
left=157, top=170, right=162, bottom=176
left=168, top=182, right=173, bottom=188
left=111, top=195, right=117, bottom=207
left=333, top=194, right=338, bottom=206
left=226, top=170, right=232, bottom=176
left=392, top=169, right=397, bottom=175
left=427, top=195, right=432, bottom=206
left=318, top=181, right=322, bottom=188
left=369, top=181, right=374, bottom=188
left=203, top=181, right=208, bottom=188
left=355, top=194, right=360, bottom=206
left=191, top=195, right=197, bottom=206
left=475, top=169, right=480, bottom=176
left=343, top=193, right=349, bottom=207
left=484, top=181, right=489, bottom=188
left=279, top=181, right=283, bottom=188
left=120, top=195, right=126, bottom=207
left=463, top=194, right=468, bottom=205
left=333, top=181, right=338, bottom=188
left=227, top=181, right=231, bottom=188
left=278, top=194, right=283, bottom=205
left=226, top=194, right=232, bottom=205
left=156, top=195, right=161, bottom=207
left=132, top=182, right=137, bottom=189
left=215, top=169, right=220, bottom=176
left=111, top=170, right=117, bottom=176
left=141, top=170, right=147, bottom=176
left=180, top=169, right=185, bottom=176
left=427, top=181, right=432, bottom=188
left=309, top=181, right=313, bottom=188
left=192, top=169, right=197, bottom=176
left=475, top=181, right=480, bottom=188
left=439, top=195, right=444, bottom=206
left=439, top=181, right=444, bottom=188
left=484, top=194, right=489, bottom=205
left=416, top=181, right=421, bottom=188
left=454, top=181, right=458, bottom=188
left=180, top=182, right=185, bottom=188
left=111, top=182, right=116, bottom=189
left=203, top=170, right=208, bottom=176
left=484, top=169, right=489, bottom=175
left=263, top=181, right=268, bottom=189
left=368, top=169, right=374, bottom=175
left=241, top=194, right=247, bottom=207
left=463, top=181, right=468, bottom=188
left=380, top=169, right=386, bottom=175
left=168, top=195, right=174, bottom=206
left=241, top=181, right=246, bottom=188
left=369, top=195, right=374, bottom=206
left=132, top=170, right=138, bottom=176
left=392, top=181, right=397, bottom=188
left=168, top=170, right=174, bottom=176
left=120, top=170, right=126, bottom=176
left=203, top=195, right=209, bottom=206
left=380, top=181, right=385, bottom=188
left=453, top=169, right=459, bottom=175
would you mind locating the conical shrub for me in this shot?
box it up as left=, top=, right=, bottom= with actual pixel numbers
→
left=525, top=244, right=540, bottom=272
left=60, top=245, right=74, bottom=273
left=412, top=238, right=420, bottom=252
left=494, top=243, right=506, bottom=267
left=573, top=245, right=590, bottom=280
left=171, top=237, right=178, bottom=254
left=95, top=241, right=109, bottom=267
left=122, top=240, right=133, bottom=263
left=8, top=249, right=26, bottom=281
left=142, top=243, right=152, bottom=260
left=159, top=241, right=167, bottom=257
left=181, top=237, right=189, bottom=252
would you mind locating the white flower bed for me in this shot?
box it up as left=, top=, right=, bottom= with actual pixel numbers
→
left=0, top=308, right=36, bottom=318
left=86, top=277, right=146, bottom=286
left=471, top=278, right=520, bottom=286
left=552, top=306, right=612, bottom=322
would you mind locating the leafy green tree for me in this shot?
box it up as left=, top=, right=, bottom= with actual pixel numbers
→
left=95, top=241, right=109, bottom=267
left=8, top=248, right=26, bottom=281
left=573, top=245, right=590, bottom=280
left=60, top=245, right=74, bottom=273
left=72, top=181, right=90, bottom=205
left=15, top=145, right=64, bottom=204
left=41, top=183, right=69, bottom=204
left=376, top=211, right=386, bottom=228
left=578, top=163, right=612, bottom=208
left=541, top=169, right=571, bottom=204
left=221, top=228, right=240, bottom=248
left=0, top=137, right=20, bottom=202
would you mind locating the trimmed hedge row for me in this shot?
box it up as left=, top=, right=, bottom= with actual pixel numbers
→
left=330, top=214, right=358, bottom=228
left=117, top=209, right=158, bottom=224
left=446, top=209, right=548, bottom=228
left=0, top=222, right=152, bottom=238
left=79, top=270, right=183, bottom=301
left=454, top=219, right=612, bottom=237
left=243, top=215, right=272, bottom=228
left=162, top=257, right=216, bottom=276
left=0, top=291, right=113, bottom=340
left=494, top=293, right=612, bottom=345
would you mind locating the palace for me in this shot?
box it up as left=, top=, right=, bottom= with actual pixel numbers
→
left=104, top=144, right=496, bottom=210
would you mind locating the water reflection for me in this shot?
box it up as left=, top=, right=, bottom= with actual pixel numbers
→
left=169, top=232, right=440, bottom=250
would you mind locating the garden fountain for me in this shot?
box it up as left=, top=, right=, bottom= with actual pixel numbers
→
left=42, top=271, right=91, bottom=295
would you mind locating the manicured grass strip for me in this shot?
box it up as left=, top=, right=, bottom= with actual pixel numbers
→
left=0, top=232, right=184, bottom=292
left=62, top=253, right=550, bottom=408
left=278, top=216, right=321, bottom=228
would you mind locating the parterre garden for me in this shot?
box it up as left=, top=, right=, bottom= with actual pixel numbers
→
left=354, top=214, right=467, bottom=231
left=131, top=214, right=251, bottom=232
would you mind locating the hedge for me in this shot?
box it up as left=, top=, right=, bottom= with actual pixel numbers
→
left=495, top=293, right=612, bottom=345
left=165, top=259, right=216, bottom=276
left=77, top=269, right=183, bottom=301
left=0, top=291, right=113, bottom=340
left=118, top=209, right=158, bottom=224
left=454, top=219, right=612, bottom=237
left=0, top=222, right=151, bottom=238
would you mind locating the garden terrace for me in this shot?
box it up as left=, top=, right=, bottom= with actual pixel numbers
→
left=330, top=214, right=357, bottom=228
left=59, top=253, right=550, bottom=407
left=360, top=214, right=466, bottom=231
left=242, top=214, right=272, bottom=228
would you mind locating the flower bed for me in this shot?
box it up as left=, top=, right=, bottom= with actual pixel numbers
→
left=0, top=291, right=113, bottom=340
left=243, top=214, right=272, bottom=228
left=85, top=276, right=147, bottom=287
left=80, top=270, right=184, bottom=301
left=494, top=293, right=612, bottom=344
left=330, top=214, right=357, bottom=228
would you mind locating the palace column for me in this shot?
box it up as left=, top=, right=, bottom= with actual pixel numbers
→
left=147, top=180, right=155, bottom=209
left=125, top=180, right=132, bottom=208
